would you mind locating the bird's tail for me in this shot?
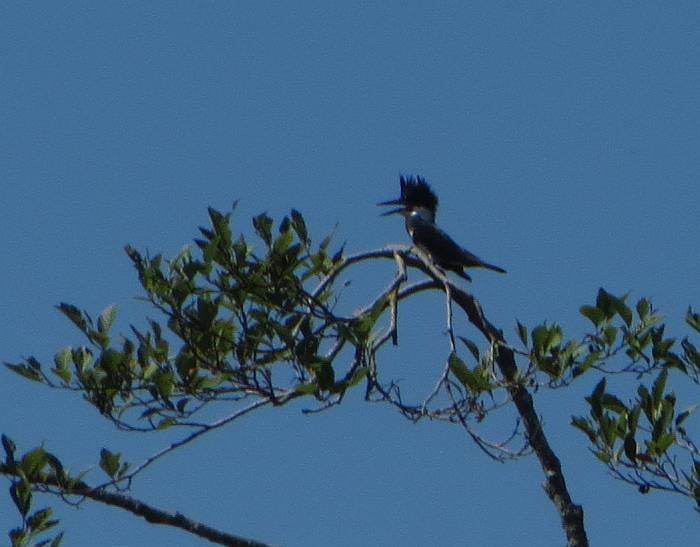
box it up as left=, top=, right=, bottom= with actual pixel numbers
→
left=480, top=261, right=506, bottom=274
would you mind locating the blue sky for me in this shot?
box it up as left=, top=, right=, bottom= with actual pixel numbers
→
left=2, top=2, right=699, bottom=545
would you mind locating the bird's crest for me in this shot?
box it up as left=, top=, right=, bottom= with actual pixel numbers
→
left=399, top=175, right=439, bottom=213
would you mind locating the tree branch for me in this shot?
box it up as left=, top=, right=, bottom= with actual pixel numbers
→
left=343, top=246, right=588, bottom=545
left=446, top=285, right=589, bottom=547
left=0, top=463, right=270, bottom=547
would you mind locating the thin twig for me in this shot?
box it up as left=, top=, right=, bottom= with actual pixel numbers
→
left=113, top=393, right=298, bottom=486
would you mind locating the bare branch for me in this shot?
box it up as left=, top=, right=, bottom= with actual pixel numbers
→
left=119, top=394, right=297, bottom=484
left=0, top=463, right=270, bottom=547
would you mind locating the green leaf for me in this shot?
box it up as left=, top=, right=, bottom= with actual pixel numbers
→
left=624, top=433, right=637, bottom=463
left=319, top=233, right=333, bottom=252
left=279, top=215, right=290, bottom=234
left=22, top=448, right=48, bottom=479
left=53, top=348, right=72, bottom=370
left=346, top=367, right=368, bottom=387
left=45, top=452, right=65, bottom=483
left=602, top=325, right=618, bottom=347
left=51, top=366, right=72, bottom=384
left=196, top=297, right=218, bottom=328
left=2, top=434, right=16, bottom=465
left=56, top=303, right=88, bottom=333
left=273, top=226, right=294, bottom=254
left=290, top=209, right=308, bottom=245
left=600, top=393, right=627, bottom=414
left=154, top=370, right=175, bottom=399
left=655, top=432, right=676, bottom=455
left=589, top=378, right=607, bottom=419
left=71, top=346, right=93, bottom=374
left=682, top=339, right=700, bottom=370
left=141, top=362, right=158, bottom=381
left=10, top=481, right=32, bottom=518
left=26, top=507, right=57, bottom=533
left=676, top=405, right=697, bottom=427
left=449, top=353, right=471, bottom=386
left=99, top=448, right=121, bottom=479
left=331, top=243, right=345, bottom=264
left=687, top=307, right=700, bottom=334
left=638, top=385, right=654, bottom=422
left=596, top=288, right=631, bottom=323
left=294, top=382, right=318, bottom=395
left=516, top=320, right=528, bottom=347
left=4, top=362, right=42, bottom=382
left=195, top=375, right=225, bottom=391
left=592, top=377, right=606, bottom=399
left=598, top=413, right=617, bottom=447
left=613, top=296, right=633, bottom=327
left=97, top=305, right=117, bottom=335
left=9, top=527, right=27, bottom=545
left=232, top=234, right=248, bottom=264
left=354, top=304, right=384, bottom=341
left=580, top=305, right=605, bottom=326
left=571, top=416, right=597, bottom=443
left=595, top=289, right=612, bottom=318
left=310, top=361, right=334, bottom=391
left=207, top=206, right=225, bottom=231
left=652, top=396, right=675, bottom=443
left=593, top=449, right=611, bottom=464
left=156, top=417, right=177, bottom=431
left=627, top=404, right=642, bottom=433
left=176, top=352, right=197, bottom=380
left=52, top=347, right=73, bottom=383
left=458, top=336, right=480, bottom=361
left=252, top=212, right=273, bottom=246
left=572, top=351, right=601, bottom=378
left=651, top=329, right=676, bottom=361
left=623, top=434, right=637, bottom=463
left=531, top=325, right=547, bottom=353
left=636, top=298, right=651, bottom=320
left=531, top=323, right=563, bottom=355
left=651, top=369, right=668, bottom=405
left=449, top=353, right=491, bottom=394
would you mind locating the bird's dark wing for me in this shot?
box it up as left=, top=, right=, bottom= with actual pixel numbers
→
left=412, top=221, right=506, bottom=274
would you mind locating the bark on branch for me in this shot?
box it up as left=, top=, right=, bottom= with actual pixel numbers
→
left=446, top=286, right=589, bottom=547
left=0, top=463, right=270, bottom=547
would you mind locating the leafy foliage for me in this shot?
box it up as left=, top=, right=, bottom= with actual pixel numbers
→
left=2, top=202, right=698, bottom=545
left=510, top=288, right=700, bottom=510
left=2, top=435, right=65, bottom=546
left=569, top=303, right=700, bottom=510
left=4, top=206, right=371, bottom=433
left=515, top=288, right=700, bottom=510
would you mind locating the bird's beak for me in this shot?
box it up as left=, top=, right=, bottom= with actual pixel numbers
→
left=377, top=197, right=406, bottom=216
left=379, top=207, right=406, bottom=217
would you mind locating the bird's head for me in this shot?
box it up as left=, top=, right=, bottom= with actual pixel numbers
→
left=377, top=175, right=438, bottom=223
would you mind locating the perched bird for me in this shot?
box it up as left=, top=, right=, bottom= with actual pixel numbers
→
left=378, top=175, right=506, bottom=282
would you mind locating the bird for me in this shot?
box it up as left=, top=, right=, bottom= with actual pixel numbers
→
left=378, top=175, right=506, bottom=282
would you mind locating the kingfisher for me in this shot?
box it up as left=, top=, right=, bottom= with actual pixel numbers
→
left=378, top=176, right=506, bottom=282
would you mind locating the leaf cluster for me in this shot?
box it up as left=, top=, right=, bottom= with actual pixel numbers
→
left=569, top=297, right=700, bottom=509
left=5, top=206, right=373, bottom=432
left=2, top=435, right=64, bottom=547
